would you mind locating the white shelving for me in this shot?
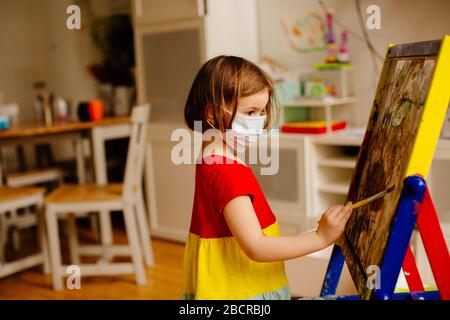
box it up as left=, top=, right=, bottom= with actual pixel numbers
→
left=317, top=155, right=357, bottom=169
left=279, top=67, right=358, bottom=132
left=282, top=96, right=358, bottom=108
left=308, top=134, right=362, bottom=227
left=318, top=181, right=350, bottom=195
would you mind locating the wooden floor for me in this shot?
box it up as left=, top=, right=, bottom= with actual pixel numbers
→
left=0, top=225, right=185, bottom=299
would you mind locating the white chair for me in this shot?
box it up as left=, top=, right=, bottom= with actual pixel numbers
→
left=0, top=186, right=49, bottom=278
left=0, top=103, right=64, bottom=251
left=45, top=104, right=154, bottom=290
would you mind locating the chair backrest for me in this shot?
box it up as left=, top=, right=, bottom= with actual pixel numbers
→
left=0, top=103, right=19, bottom=125
left=123, top=104, right=151, bottom=200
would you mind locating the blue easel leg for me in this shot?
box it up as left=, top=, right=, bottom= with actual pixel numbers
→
left=371, top=175, right=426, bottom=300
left=320, top=245, right=345, bottom=297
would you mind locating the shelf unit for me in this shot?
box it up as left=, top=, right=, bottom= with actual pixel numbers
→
left=282, top=97, right=358, bottom=107
left=317, top=155, right=357, bottom=169
left=318, top=181, right=350, bottom=195
left=278, top=67, right=357, bottom=132
left=280, top=97, right=358, bottom=133
left=308, top=134, right=363, bottom=228
left=306, top=134, right=450, bottom=290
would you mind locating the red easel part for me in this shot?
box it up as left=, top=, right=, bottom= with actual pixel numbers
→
left=417, top=187, right=450, bottom=300
left=402, top=245, right=425, bottom=292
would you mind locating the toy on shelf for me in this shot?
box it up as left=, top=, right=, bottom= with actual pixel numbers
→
left=337, top=30, right=350, bottom=64
left=325, top=12, right=337, bottom=64
left=324, top=79, right=337, bottom=97
left=281, top=120, right=347, bottom=134
left=301, top=78, right=337, bottom=98
left=302, top=79, right=325, bottom=98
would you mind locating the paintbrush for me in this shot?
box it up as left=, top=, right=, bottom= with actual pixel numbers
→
left=317, top=185, right=395, bottom=224
left=351, top=184, right=395, bottom=209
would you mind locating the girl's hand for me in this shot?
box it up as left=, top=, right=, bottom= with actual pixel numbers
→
left=316, top=202, right=353, bottom=246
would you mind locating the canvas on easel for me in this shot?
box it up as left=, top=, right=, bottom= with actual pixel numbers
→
left=338, top=36, right=450, bottom=300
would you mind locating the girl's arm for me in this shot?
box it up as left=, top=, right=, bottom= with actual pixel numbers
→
left=223, top=196, right=352, bottom=263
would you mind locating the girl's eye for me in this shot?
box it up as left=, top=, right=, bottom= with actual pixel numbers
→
left=246, top=109, right=266, bottom=116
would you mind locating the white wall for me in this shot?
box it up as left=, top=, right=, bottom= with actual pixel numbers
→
left=0, top=0, right=48, bottom=123
left=0, top=0, right=109, bottom=162
left=0, top=0, right=101, bottom=122
left=40, top=0, right=100, bottom=118
left=0, top=0, right=49, bottom=170
left=257, top=0, right=450, bottom=126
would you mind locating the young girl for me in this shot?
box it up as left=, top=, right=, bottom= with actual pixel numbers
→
left=182, top=55, right=352, bottom=300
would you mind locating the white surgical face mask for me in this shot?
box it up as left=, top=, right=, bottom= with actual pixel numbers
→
left=224, top=109, right=266, bottom=149
left=232, top=112, right=266, bottom=142
left=206, top=108, right=267, bottom=152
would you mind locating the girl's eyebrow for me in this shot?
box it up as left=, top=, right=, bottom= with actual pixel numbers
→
left=242, top=105, right=265, bottom=111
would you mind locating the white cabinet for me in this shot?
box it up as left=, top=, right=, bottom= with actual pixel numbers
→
left=135, top=0, right=260, bottom=241
left=133, top=0, right=259, bottom=122
left=308, top=134, right=362, bottom=227
left=202, top=0, right=259, bottom=62
left=304, top=134, right=450, bottom=291
left=133, top=0, right=205, bottom=25
left=134, top=18, right=205, bottom=123
left=145, top=123, right=195, bottom=242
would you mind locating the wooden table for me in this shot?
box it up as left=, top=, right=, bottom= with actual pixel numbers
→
left=0, top=117, right=129, bottom=140
left=0, top=117, right=130, bottom=181
left=0, top=116, right=131, bottom=245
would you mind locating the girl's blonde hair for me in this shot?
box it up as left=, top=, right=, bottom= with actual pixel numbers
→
left=184, top=55, right=278, bottom=132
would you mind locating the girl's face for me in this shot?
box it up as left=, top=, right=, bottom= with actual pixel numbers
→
left=236, top=88, right=269, bottom=117
left=206, top=88, right=270, bottom=131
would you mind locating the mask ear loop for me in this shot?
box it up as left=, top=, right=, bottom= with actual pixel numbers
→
left=206, top=119, right=215, bottom=129
left=207, top=107, right=232, bottom=129
left=223, top=108, right=233, bottom=116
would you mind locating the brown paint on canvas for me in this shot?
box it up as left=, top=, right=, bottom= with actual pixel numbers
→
left=338, top=56, right=436, bottom=299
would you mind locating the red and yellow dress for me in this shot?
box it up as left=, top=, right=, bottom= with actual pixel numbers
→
left=182, top=155, right=290, bottom=300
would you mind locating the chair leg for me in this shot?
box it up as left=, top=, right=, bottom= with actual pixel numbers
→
left=98, top=210, right=115, bottom=263
left=135, top=192, right=154, bottom=266
left=0, top=213, right=7, bottom=264
left=46, top=206, right=64, bottom=291
left=11, top=210, right=21, bottom=251
left=123, top=205, right=146, bottom=285
left=36, top=208, right=50, bottom=274
left=99, top=210, right=113, bottom=246
left=89, top=213, right=99, bottom=241
left=67, top=214, right=80, bottom=265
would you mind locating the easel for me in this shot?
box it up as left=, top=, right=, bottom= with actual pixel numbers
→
left=320, top=175, right=450, bottom=300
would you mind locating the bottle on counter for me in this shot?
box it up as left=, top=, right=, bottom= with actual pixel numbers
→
left=43, top=92, right=53, bottom=126
left=33, top=81, right=53, bottom=126
left=54, top=97, right=68, bottom=123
